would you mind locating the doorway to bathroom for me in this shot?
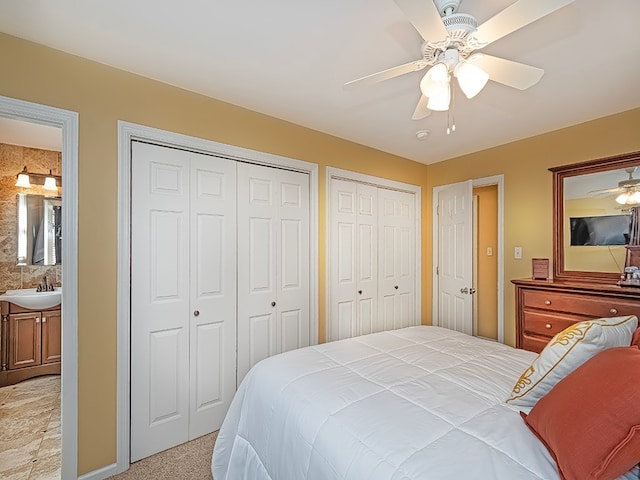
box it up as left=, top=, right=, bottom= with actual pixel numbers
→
left=0, top=96, right=78, bottom=480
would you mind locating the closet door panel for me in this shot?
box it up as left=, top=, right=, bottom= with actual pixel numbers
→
left=277, top=169, right=310, bottom=353
left=188, top=152, right=237, bottom=439
left=330, top=179, right=357, bottom=341
left=131, top=142, right=190, bottom=462
left=238, top=163, right=309, bottom=384
left=378, top=189, right=416, bottom=331
left=356, top=184, right=378, bottom=334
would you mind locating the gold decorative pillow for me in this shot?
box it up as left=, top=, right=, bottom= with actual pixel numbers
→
left=507, top=315, right=638, bottom=407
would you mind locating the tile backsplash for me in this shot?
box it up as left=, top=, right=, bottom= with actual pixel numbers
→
left=0, top=143, right=62, bottom=293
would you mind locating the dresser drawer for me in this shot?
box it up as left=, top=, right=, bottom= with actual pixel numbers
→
left=522, top=290, right=640, bottom=318
left=522, top=310, right=582, bottom=339
left=521, top=334, right=549, bottom=354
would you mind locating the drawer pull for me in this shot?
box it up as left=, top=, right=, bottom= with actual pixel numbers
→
left=545, top=323, right=552, bottom=330
left=544, top=300, right=551, bottom=305
left=610, top=308, right=618, bottom=315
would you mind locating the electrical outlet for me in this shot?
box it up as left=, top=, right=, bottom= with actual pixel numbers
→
left=514, top=246, right=523, bottom=259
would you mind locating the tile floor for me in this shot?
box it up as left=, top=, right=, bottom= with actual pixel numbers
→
left=0, top=375, right=61, bottom=480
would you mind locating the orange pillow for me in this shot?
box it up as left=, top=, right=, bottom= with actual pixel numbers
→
left=632, top=327, right=640, bottom=347
left=521, top=346, right=640, bottom=480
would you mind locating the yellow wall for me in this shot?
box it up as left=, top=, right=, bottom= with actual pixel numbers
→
left=426, top=107, right=640, bottom=347
left=3, top=31, right=640, bottom=476
left=473, top=185, right=498, bottom=340
left=0, top=34, right=430, bottom=474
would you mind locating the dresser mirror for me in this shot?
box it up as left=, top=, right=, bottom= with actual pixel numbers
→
left=551, top=151, right=640, bottom=283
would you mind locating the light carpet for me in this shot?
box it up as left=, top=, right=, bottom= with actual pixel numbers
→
left=109, top=431, right=217, bottom=480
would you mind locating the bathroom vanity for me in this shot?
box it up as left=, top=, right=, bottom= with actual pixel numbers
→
left=0, top=289, right=61, bottom=387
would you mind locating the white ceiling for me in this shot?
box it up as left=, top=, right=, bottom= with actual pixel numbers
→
left=1, top=0, right=639, bottom=165
left=0, top=117, right=62, bottom=151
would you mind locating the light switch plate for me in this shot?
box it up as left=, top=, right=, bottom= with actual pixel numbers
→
left=514, top=246, right=522, bottom=259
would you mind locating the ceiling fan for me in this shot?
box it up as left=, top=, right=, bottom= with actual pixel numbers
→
left=344, top=0, right=576, bottom=120
left=589, top=168, right=640, bottom=205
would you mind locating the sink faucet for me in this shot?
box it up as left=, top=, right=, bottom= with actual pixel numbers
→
left=36, top=276, right=54, bottom=292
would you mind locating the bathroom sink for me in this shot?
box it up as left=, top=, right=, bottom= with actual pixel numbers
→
left=0, top=287, right=62, bottom=309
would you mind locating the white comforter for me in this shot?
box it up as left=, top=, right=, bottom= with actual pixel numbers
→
left=212, top=326, right=560, bottom=480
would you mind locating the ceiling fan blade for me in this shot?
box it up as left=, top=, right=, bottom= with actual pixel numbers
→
left=470, top=54, right=543, bottom=90
left=412, top=95, right=431, bottom=120
left=344, top=60, right=426, bottom=89
left=473, top=0, right=576, bottom=46
left=394, top=0, right=448, bottom=42
left=588, top=187, right=624, bottom=196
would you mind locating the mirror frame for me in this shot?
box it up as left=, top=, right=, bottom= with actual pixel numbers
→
left=551, top=150, right=640, bottom=283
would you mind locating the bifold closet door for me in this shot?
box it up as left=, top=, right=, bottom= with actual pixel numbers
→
left=378, top=188, right=416, bottom=330
left=131, top=142, right=237, bottom=461
left=329, top=179, right=378, bottom=341
left=236, top=162, right=310, bottom=384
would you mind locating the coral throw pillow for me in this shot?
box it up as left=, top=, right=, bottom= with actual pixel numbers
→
left=507, top=315, right=637, bottom=407
left=632, top=326, right=640, bottom=347
left=521, top=346, right=640, bottom=480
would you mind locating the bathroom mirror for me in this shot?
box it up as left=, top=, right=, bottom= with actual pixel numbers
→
left=16, top=193, right=62, bottom=266
left=551, top=151, right=640, bottom=283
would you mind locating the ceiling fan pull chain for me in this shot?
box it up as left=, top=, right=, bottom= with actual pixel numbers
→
left=447, top=81, right=456, bottom=135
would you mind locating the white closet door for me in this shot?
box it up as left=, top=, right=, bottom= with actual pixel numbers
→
left=237, top=162, right=310, bottom=384
left=329, top=179, right=378, bottom=341
left=131, top=142, right=190, bottom=461
left=131, top=142, right=237, bottom=461
left=188, top=153, right=237, bottom=439
left=378, top=188, right=416, bottom=331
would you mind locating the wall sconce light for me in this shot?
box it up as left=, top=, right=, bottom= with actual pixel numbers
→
left=15, top=166, right=62, bottom=190
left=15, top=166, right=32, bottom=188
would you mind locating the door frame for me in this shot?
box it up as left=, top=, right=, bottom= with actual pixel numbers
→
left=116, top=121, right=319, bottom=474
left=432, top=174, right=504, bottom=343
left=0, top=96, right=79, bottom=479
left=325, top=167, right=422, bottom=342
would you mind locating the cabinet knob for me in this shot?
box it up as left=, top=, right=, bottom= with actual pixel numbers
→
left=544, top=300, right=551, bottom=305
left=193, top=310, right=200, bottom=317
left=271, top=301, right=276, bottom=307
left=610, top=308, right=618, bottom=315
left=545, top=323, right=552, bottom=330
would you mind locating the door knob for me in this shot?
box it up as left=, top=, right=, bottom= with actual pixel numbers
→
left=460, top=287, right=468, bottom=294
left=271, top=301, right=276, bottom=307
left=193, top=310, right=200, bottom=317
left=394, top=285, right=399, bottom=290
left=358, top=290, right=362, bottom=295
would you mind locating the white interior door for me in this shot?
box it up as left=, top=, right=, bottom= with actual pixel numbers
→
left=437, top=180, right=474, bottom=335
left=378, top=188, right=416, bottom=330
left=329, top=179, right=378, bottom=341
left=131, top=142, right=237, bottom=461
left=188, top=152, right=237, bottom=439
left=237, top=162, right=310, bottom=384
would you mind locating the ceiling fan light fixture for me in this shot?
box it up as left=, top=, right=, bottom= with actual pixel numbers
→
left=454, top=60, right=489, bottom=99
left=426, top=84, right=451, bottom=111
left=420, top=63, right=449, bottom=98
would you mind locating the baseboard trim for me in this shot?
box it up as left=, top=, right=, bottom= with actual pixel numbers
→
left=78, top=463, right=122, bottom=480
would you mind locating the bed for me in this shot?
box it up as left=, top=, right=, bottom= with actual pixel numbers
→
left=213, top=326, right=563, bottom=479
left=212, top=326, right=559, bottom=480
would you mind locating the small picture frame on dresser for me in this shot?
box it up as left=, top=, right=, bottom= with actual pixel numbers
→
left=532, top=258, right=549, bottom=280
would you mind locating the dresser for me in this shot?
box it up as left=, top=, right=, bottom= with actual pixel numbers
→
left=512, top=279, right=640, bottom=353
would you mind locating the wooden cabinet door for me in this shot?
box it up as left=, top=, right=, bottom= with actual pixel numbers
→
left=9, top=312, right=41, bottom=369
left=42, top=309, right=61, bottom=364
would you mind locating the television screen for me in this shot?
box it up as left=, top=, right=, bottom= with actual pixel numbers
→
left=570, top=215, right=630, bottom=246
